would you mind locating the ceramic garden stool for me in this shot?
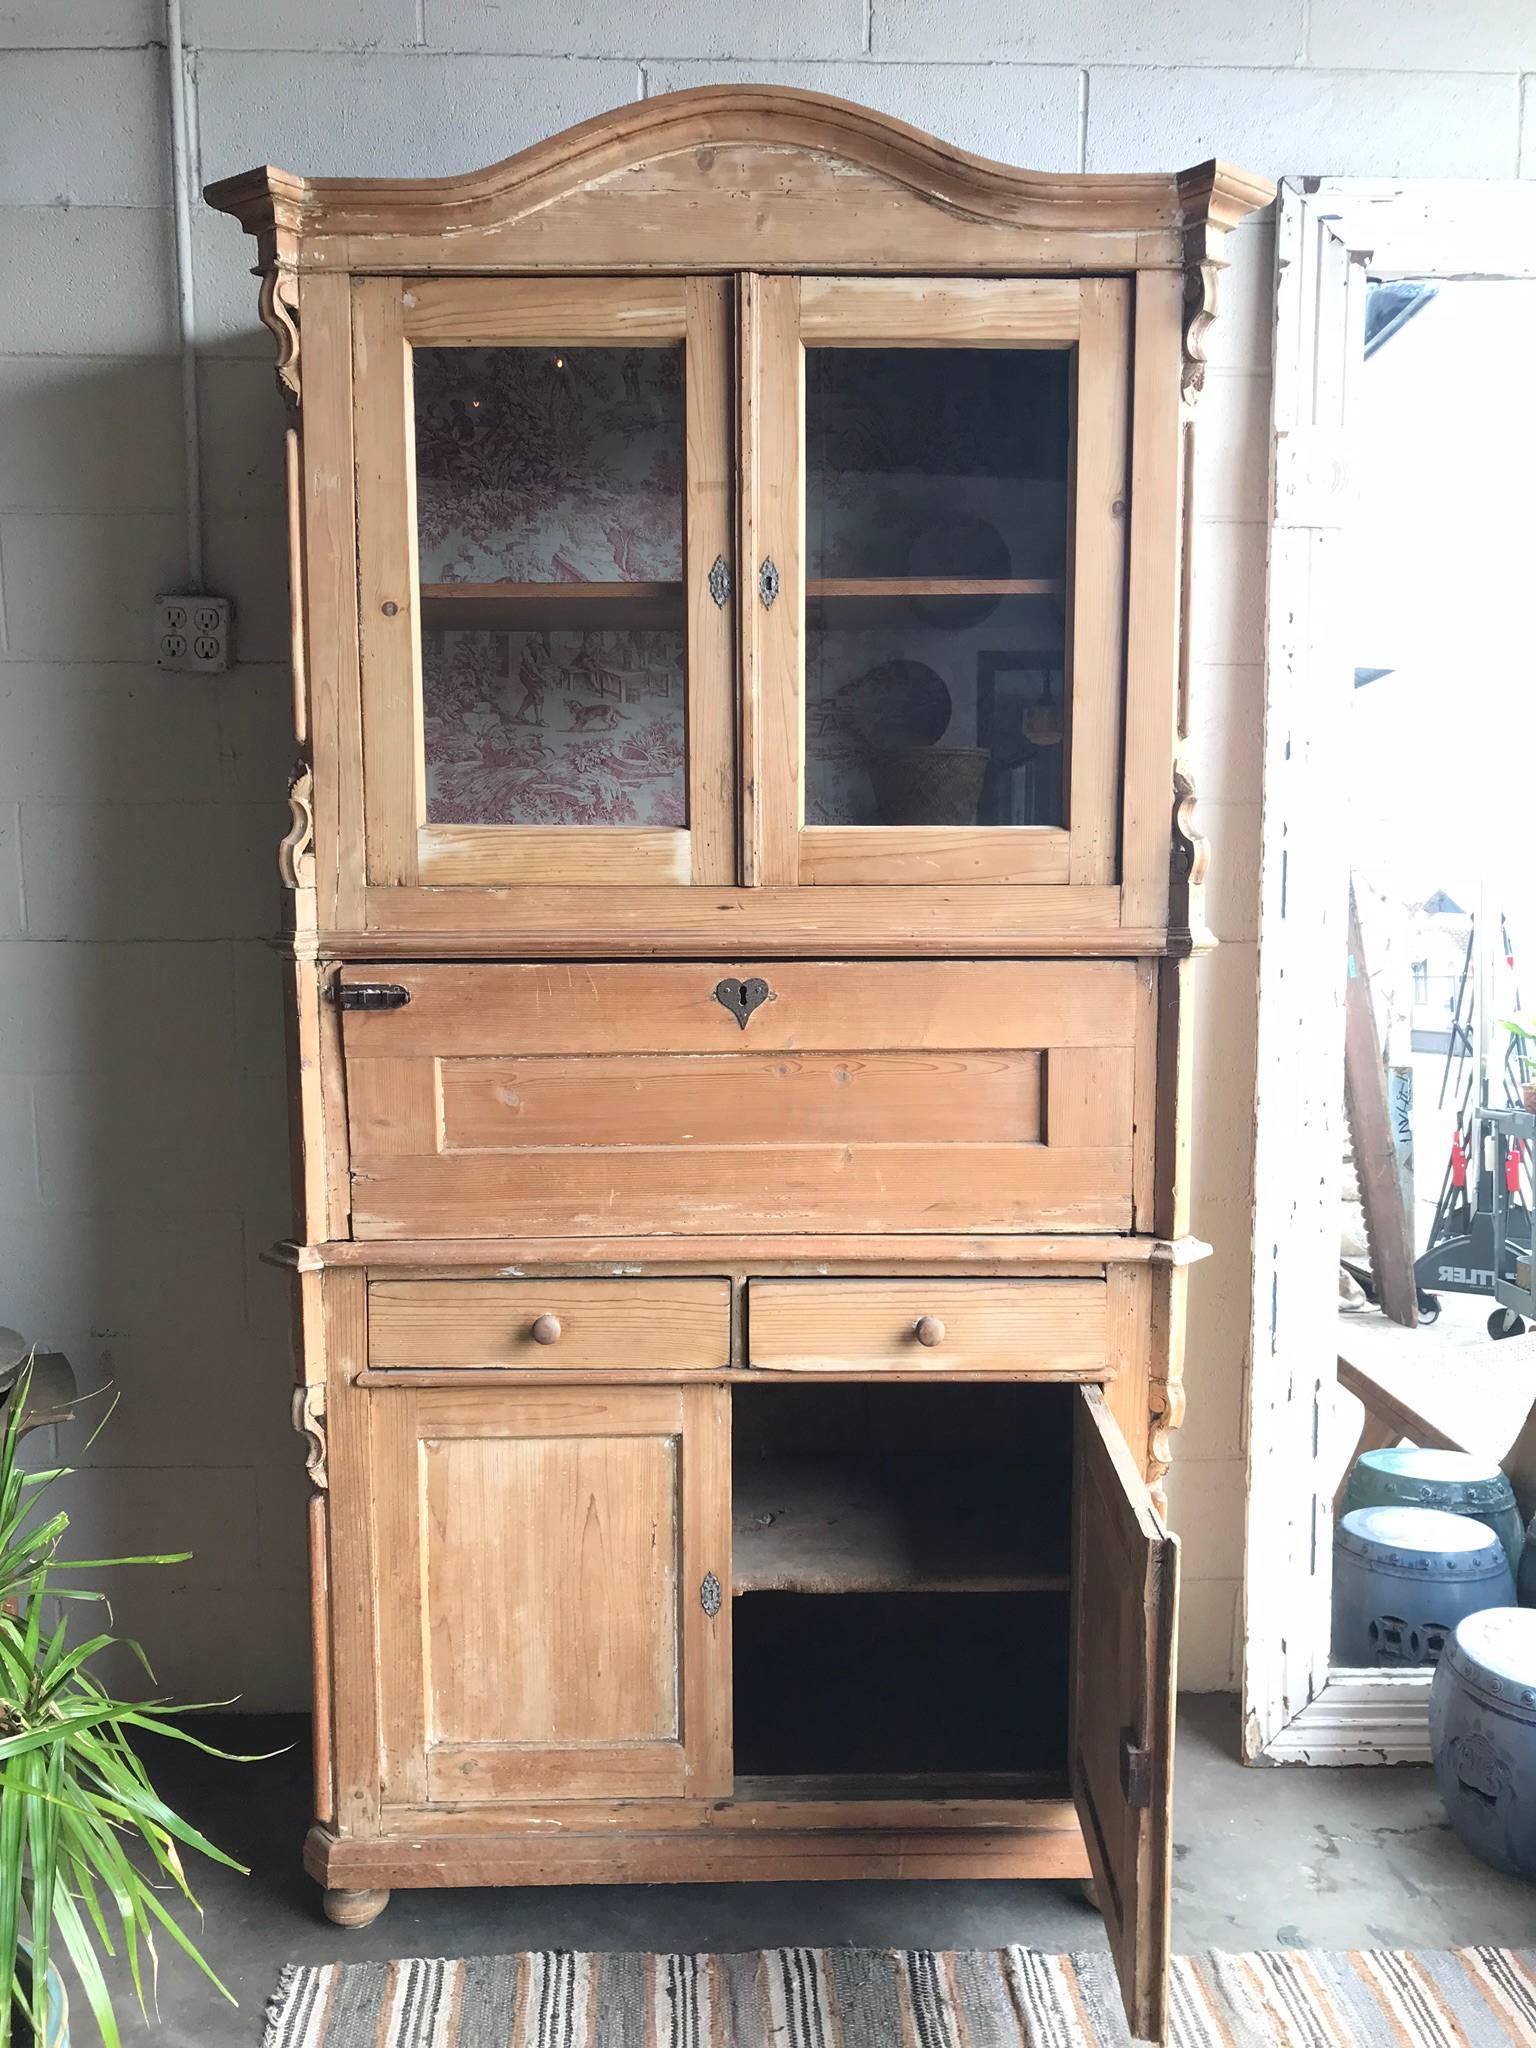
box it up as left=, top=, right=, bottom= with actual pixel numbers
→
left=1342, top=1446, right=1525, bottom=1573
left=1332, top=1505, right=1514, bottom=1666
left=1431, top=1606, right=1536, bottom=1878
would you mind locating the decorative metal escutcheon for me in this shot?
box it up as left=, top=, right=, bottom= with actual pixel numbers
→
left=714, top=976, right=773, bottom=1030
left=758, top=556, right=780, bottom=609
left=700, top=1572, right=722, bottom=1619
left=708, top=553, right=731, bottom=609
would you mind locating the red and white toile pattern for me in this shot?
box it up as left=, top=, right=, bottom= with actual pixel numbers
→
left=423, top=630, right=686, bottom=828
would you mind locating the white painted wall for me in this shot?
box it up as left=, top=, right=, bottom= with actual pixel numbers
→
left=1, top=0, right=1531, bottom=1707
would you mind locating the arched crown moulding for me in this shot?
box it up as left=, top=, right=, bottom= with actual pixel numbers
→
left=204, top=83, right=1273, bottom=280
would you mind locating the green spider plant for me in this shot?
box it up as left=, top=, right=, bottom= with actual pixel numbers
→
left=0, top=1362, right=253, bottom=2047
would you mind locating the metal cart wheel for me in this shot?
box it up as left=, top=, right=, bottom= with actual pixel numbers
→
left=1488, top=1307, right=1527, bottom=1341
left=1416, top=1289, right=1441, bottom=1324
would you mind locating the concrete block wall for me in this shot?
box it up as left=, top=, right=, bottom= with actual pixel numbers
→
left=2, top=0, right=1530, bottom=1707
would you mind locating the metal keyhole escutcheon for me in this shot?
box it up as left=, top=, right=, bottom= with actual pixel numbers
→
left=714, top=976, right=773, bottom=1029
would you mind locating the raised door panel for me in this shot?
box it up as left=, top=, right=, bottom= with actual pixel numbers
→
left=745, top=274, right=1130, bottom=893
left=370, top=1383, right=730, bottom=1807
left=1071, top=1386, right=1177, bottom=2045
left=351, top=275, right=734, bottom=900
left=339, top=959, right=1146, bottom=1238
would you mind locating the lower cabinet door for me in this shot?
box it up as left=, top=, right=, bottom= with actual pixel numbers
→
left=368, top=1383, right=731, bottom=1807
left=1071, top=1387, right=1179, bottom=2046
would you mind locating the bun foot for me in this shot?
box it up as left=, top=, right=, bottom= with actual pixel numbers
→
left=1076, top=1878, right=1100, bottom=1910
left=324, top=1886, right=391, bottom=1929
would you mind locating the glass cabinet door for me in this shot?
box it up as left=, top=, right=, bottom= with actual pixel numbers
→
left=743, top=276, right=1130, bottom=888
left=352, top=277, right=733, bottom=892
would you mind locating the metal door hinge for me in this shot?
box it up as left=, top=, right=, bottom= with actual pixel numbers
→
left=708, top=554, right=731, bottom=608
left=1121, top=1734, right=1154, bottom=1808
left=700, top=1572, right=722, bottom=1618
left=332, top=982, right=412, bottom=1011
left=758, top=557, right=780, bottom=609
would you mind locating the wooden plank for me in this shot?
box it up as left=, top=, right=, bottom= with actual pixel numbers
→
left=1344, top=883, right=1418, bottom=1327
left=1102, top=1263, right=1153, bottom=1479
left=1068, top=277, right=1130, bottom=886
left=352, top=277, right=422, bottom=887
left=681, top=1383, right=732, bottom=1796
left=336, top=959, right=1142, bottom=1056
left=420, top=582, right=682, bottom=632
left=322, top=1270, right=379, bottom=1833
left=398, top=273, right=689, bottom=343
left=307, top=1811, right=1091, bottom=1889
left=367, top=1277, right=731, bottom=1370
left=352, top=1145, right=1133, bottom=1239
left=355, top=882, right=1131, bottom=950
left=1045, top=1047, right=1135, bottom=1150
left=438, top=1050, right=1043, bottom=1151
left=739, top=273, right=802, bottom=885
left=685, top=275, right=737, bottom=885
left=809, top=577, right=1062, bottom=598
left=281, top=1232, right=1196, bottom=1271
left=1071, top=1389, right=1177, bottom=2045
left=294, top=273, right=361, bottom=927
left=746, top=1278, right=1109, bottom=1373
left=732, top=1453, right=1070, bottom=1593
left=1130, top=960, right=1159, bottom=1231
left=799, top=827, right=1070, bottom=887
left=1119, top=269, right=1184, bottom=930
left=347, top=1055, right=440, bottom=1156
left=416, top=824, right=691, bottom=887
left=799, top=275, right=1081, bottom=342
left=428, top=1745, right=686, bottom=1804
left=338, top=1780, right=1068, bottom=1835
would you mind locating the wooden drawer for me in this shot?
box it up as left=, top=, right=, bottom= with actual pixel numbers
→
left=338, top=960, right=1145, bottom=1240
left=746, top=1279, right=1108, bottom=1375
left=367, top=1279, right=731, bottom=1371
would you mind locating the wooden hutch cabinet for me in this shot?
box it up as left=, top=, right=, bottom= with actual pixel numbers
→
left=208, top=89, right=1270, bottom=2044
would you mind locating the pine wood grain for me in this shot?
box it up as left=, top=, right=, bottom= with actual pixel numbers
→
left=352, top=1143, right=1133, bottom=1240
left=367, top=1278, right=730, bottom=1370
left=336, top=958, right=1142, bottom=1056
left=435, top=1051, right=1044, bottom=1151
left=746, top=1278, right=1108, bottom=1373
left=798, top=274, right=1081, bottom=342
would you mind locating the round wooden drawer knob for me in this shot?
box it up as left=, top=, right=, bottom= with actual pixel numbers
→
left=530, top=1313, right=562, bottom=1346
left=914, top=1315, right=946, bottom=1348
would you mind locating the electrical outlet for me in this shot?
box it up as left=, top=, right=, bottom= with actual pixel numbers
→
left=156, top=593, right=231, bottom=672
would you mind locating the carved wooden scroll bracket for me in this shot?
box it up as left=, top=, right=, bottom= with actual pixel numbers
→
left=1181, top=255, right=1223, bottom=405
left=259, top=265, right=301, bottom=409
left=1171, top=764, right=1214, bottom=952
left=279, top=758, right=316, bottom=891
left=292, top=1382, right=328, bottom=1491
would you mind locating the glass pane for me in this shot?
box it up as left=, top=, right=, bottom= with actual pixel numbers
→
left=805, top=348, right=1069, bottom=829
left=806, top=595, right=1064, bottom=827
left=413, top=345, right=686, bottom=828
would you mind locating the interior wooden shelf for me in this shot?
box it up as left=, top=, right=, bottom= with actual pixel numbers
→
left=807, top=577, right=1063, bottom=598
left=732, top=1453, right=1069, bottom=1596
left=420, top=581, right=683, bottom=631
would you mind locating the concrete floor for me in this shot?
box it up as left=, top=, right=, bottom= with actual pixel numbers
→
left=98, top=1696, right=1535, bottom=2046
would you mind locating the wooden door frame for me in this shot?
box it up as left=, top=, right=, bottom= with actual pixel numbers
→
left=350, top=273, right=735, bottom=895
left=1243, top=178, right=1536, bottom=1766
left=742, top=273, right=1130, bottom=891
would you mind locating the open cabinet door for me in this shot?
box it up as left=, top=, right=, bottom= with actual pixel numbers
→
left=1072, top=1387, right=1178, bottom=2045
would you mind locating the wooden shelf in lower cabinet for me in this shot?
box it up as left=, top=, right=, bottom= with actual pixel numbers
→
left=732, top=1453, right=1070, bottom=1595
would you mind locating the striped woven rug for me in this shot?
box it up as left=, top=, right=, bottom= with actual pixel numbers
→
left=264, top=1946, right=1536, bottom=2046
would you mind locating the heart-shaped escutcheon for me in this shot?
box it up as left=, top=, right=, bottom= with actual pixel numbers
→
left=713, top=976, right=773, bottom=1029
